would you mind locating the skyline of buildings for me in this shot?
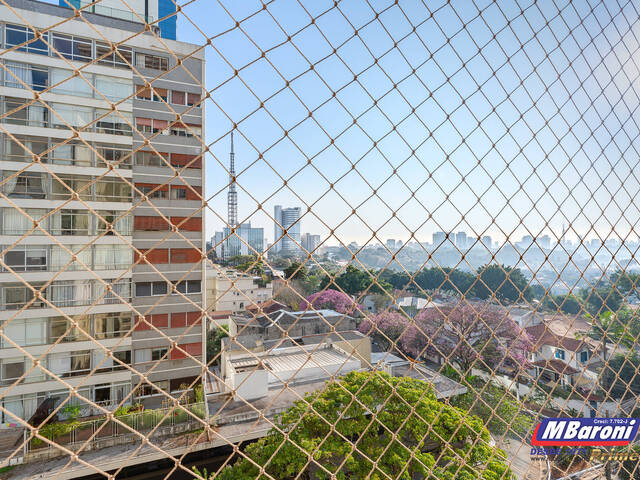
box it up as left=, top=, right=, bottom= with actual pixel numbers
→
left=0, top=0, right=204, bottom=426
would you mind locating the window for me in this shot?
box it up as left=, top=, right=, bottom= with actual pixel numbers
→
left=5, top=24, right=48, bottom=55
left=94, top=245, right=132, bottom=269
left=1, top=358, right=25, bottom=385
left=135, top=281, right=168, bottom=297
left=48, top=281, right=91, bottom=307
left=555, top=349, right=565, bottom=360
left=51, top=175, right=92, bottom=200
left=50, top=244, right=92, bottom=271
left=50, top=141, right=92, bottom=166
left=176, top=280, right=201, bottom=294
left=187, top=93, right=200, bottom=107
left=135, top=151, right=168, bottom=167
left=1, top=318, right=46, bottom=346
left=2, top=283, right=45, bottom=310
left=95, top=42, right=132, bottom=69
left=137, top=87, right=168, bottom=102
left=96, top=211, right=133, bottom=236
left=2, top=208, right=47, bottom=235
left=95, top=278, right=132, bottom=305
left=134, top=379, right=168, bottom=397
left=94, top=110, right=133, bottom=135
left=95, top=75, right=131, bottom=102
left=171, top=91, right=185, bottom=105
left=170, top=186, right=187, bottom=200
left=50, top=103, right=93, bottom=129
left=49, top=316, right=90, bottom=343
left=134, top=349, right=151, bottom=364
left=136, top=117, right=169, bottom=135
left=52, top=33, right=92, bottom=62
left=3, top=135, right=48, bottom=164
left=135, top=53, right=168, bottom=71
left=3, top=97, right=48, bottom=127
left=4, top=62, right=48, bottom=91
left=3, top=171, right=47, bottom=199
left=137, top=184, right=167, bottom=199
left=580, top=350, right=589, bottom=363
left=170, top=122, right=201, bottom=137
left=94, top=312, right=132, bottom=339
left=134, top=216, right=169, bottom=231
left=152, top=348, right=168, bottom=361
left=51, top=210, right=90, bottom=235
left=171, top=153, right=202, bottom=169
left=50, top=68, right=93, bottom=97
left=95, top=178, right=132, bottom=202
left=96, top=145, right=132, bottom=169
left=4, top=246, right=47, bottom=272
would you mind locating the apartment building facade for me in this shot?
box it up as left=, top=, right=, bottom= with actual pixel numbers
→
left=0, top=0, right=205, bottom=426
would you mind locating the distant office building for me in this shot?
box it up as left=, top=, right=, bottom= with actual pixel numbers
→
left=432, top=231, right=446, bottom=246
left=213, top=223, right=264, bottom=260
left=386, top=239, right=396, bottom=250
left=397, top=240, right=404, bottom=248
left=61, top=0, right=177, bottom=40
left=303, top=233, right=322, bottom=252
left=481, top=236, right=493, bottom=249
left=273, top=206, right=302, bottom=256
left=539, top=235, right=551, bottom=250
left=455, top=232, right=467, bottom=249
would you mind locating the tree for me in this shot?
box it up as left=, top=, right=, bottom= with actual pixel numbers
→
left=303, top=289, right=362, bottom=315
left=580, top=284, right=623, bottom=316
left=406, top=301, right=532, bottom=373
left=358, top=311, right=411, bottom=352
left=206, top=325, right=228, bottom=365
left=319, top=265, right=391, bottom=296
left=543, top=294, right=584, bottom=315
left=474, top=264, right=532, bottom=303
left=284, top=261, right=308, bottom=281
left=587, top=310, right=635, bottom=363
left=379, top=270, right=411, bottom=290
left=601, top=352, right=640, bottom=400
left=213, top=371, right=513, bottom=480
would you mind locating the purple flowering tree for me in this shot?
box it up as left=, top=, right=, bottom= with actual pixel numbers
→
left=304, top=289, right=362, bottom=315
left=358, top=311, right=413, bottom=353
left=410, top=301, right=532, bottom=373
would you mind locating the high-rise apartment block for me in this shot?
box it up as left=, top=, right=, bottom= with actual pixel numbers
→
left=302, top=233, right=320, bottom=253
left=0, top=0, right=204, bottom=426
left=273, top=205, right=301, bottom=256
left=212, top=223, right=264, bottom=260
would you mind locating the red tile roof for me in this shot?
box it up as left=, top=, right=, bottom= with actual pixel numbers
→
left=525, top=323, right=587, bottom=352
left=532, top=359, right=580, bottom=375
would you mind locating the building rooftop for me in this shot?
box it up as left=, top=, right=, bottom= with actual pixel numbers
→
left=232, top=309, right=352, bottom=328
left=531, top=359, right=581, bottom=375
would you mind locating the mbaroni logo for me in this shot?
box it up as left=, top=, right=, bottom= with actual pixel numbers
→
left=531, top=418, right=639, bottom=446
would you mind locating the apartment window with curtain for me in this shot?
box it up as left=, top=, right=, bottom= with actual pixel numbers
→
left=50, top=244, right=92, bottom=272
left=49, top=350, right=91, bottom=378
left=95, top=75, right=132, bottom=102
left=50, top=140, right=92, bottom=166
left=2, top=208, right=47, bottom=235
left=95, top=145, right=132, bottom=169
left=50, top=68, right=93, bottom=97
left=49, top=281, right=91, bottom=308
left=135, top=151, right=168, bottom=167
left=3, top=97, right=48, bottom=127
left=51, top=174, right=92, bottom=200
left=96, top=211, right=133, bottom=235
left=3, top=245, right=47, bottom=272
left=3, top=135, right=48, bottom=163
left=4, top=62, right=48, bottom=91
left=1, top=317, right=47, bottom=347
left=50, top=210, right=90, bottom=236
left=49, top=316, right=90, bottom=343
left=50, top=103, right=93, bottom=130
left=94, top=312, right=132, bottom=339
left=94, top=278, right=132, bottom=305
left=4, top=24, right=48, bottom=55
left=95, top=110, right=132, bottom=135
left=3, top=171, right=47, bottom=199
left=95, top=178, right=132, bottom=202
left=94, top=244, right=132, bottom=270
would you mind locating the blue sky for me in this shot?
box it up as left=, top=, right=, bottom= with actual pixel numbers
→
left=54, top=0, right=640, bottom=247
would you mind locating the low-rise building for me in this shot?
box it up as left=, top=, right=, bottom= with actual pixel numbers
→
left=229, top=309, right=358, bottom=340
left=206, top=268, right=272, bottom=314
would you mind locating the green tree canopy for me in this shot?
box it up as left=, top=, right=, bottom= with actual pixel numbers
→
left=212, top=371, right=513, bottom=480
left=474, top=264, right=532, bottom=303
left=205, top=325, right=228, bottom=365
left=319, top=265, right=392, bottom=296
